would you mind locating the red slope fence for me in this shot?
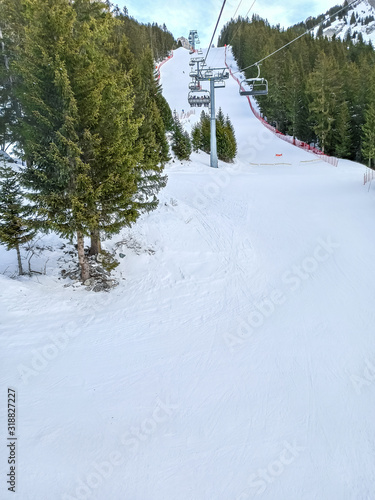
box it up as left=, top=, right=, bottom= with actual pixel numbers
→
left=155, top=51, right=174, bottom=80
left=363, top=166, right=375, bottom=186
left=224, top=46, right=339, bottom=167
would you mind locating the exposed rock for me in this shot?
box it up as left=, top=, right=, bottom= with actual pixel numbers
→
left=59, top=247, right=119, bottom=292
left=93, top=284, right=106, bottom=292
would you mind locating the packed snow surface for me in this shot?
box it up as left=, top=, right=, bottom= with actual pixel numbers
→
left=1, top=47, right=375, bottom=500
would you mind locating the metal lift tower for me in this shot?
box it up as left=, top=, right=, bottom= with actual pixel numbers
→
left=188, top=30, right=200, bottom=53
left=190, top=65, right=229, bottom=168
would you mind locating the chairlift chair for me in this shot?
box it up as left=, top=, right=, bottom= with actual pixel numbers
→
left=239, top=78, right=268, bottom=96
left=189, top=80, right=201, bottom=91
left=191, top=57, right=205, bottom=64
left=214, top=80, right=225, bottom=89
left=239, top=64, right=268, bottom=96
left=188, top=90, right=210, bottom=108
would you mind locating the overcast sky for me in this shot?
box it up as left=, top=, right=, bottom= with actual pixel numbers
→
left=114, top=0, right=343, bottom=47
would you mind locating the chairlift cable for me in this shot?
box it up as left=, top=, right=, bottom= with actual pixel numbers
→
left=233, top=0, right=359, bottom=75
left=227, top=0, right=257, bottom=46
left=204, top=0, right=228, bottom=66
left=217, top=0, right=256, bottom=69
left=209, top=0, right=257, bottom=69
left=232, top=0, right=244, bottom=21
left=243, top=0, right=257, bottom=20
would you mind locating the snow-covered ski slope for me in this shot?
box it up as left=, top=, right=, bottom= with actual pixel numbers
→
left=1, top=46, right=375, bottom=500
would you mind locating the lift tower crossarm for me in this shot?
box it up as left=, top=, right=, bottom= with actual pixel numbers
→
left=194, top=68, right=229, bottom=82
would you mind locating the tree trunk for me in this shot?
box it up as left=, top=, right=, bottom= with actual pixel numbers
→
left=16, top=244, right=23, bottom=275
left=89, top=229, right=101, bottom=256
left=77, top=231, right=90, bottom=282
left=0, top=28, right=10, bottom=71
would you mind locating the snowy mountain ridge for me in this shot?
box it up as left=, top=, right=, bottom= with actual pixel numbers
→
left=310, top=0, right=375, bottom=44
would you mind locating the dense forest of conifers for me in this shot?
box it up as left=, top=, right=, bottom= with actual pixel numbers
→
left=112, top=5, right=177, bottom=62
left=0, top=0, right=176, bottom=280
left=218, top=14, right=375, bottom=165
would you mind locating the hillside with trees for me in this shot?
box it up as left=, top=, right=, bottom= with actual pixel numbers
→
left=0, top=0, right=175, bottom=282
left=113, top=6, right=177, bottom=62
left=218, top=14, right=375, bottom=165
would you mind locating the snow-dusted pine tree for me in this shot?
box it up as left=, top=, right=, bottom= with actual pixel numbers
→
left=0, top=162, right=35, bottom=275
left=171, top=112, right=191, bottom=161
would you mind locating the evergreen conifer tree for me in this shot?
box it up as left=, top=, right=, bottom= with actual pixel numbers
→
left=307, top=52, right=342, bottom=153
left=335, top=102, right=352, bottom=158
left=216, top=107, right=226, bottom=127
left=191, top=123, right=201, bottom=152
left=224, top=114, right=237, bottom=161
left=199, top=111, right=211, bottom=154
left=191, top=111, right=211, bottom=154
left=362, top=101, right=375, bottom=167
left=9, top=0, right=146, bottom=279
left=361, top=66, right=375, bottom=167
left=0, top=30, right=16, bottom=151
left=216, top=110, right=237, bottom=163
left=128, top=48, right=168, bottom=228
left=0, top=1, right=26, bottom=154
left=0, top=162, right=35, bottom=275
left=171, top=112, right=191, bottom=160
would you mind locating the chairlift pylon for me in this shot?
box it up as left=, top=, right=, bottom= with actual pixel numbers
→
left=239, top=64, right=268, bottom=96
left=188, top=90, right=210, bottom=108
